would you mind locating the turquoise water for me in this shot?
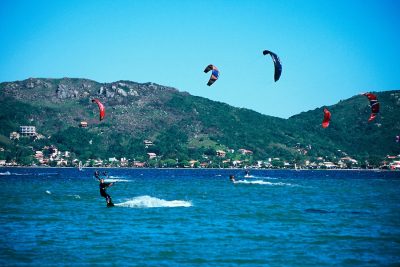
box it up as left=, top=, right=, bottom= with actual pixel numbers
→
left=1, top=168, right=399, bottom=266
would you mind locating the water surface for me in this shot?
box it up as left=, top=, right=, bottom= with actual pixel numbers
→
left=1, top=168, right=399, bottom=266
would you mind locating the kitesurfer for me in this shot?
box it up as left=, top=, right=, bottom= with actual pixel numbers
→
left=94, top=170, right=114, bottom=206
left=229, top=175, right=236, bottom=183
left=99, top=179, right=113, bottom=206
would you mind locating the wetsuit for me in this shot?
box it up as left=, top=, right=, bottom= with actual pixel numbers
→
left=99, top=181, right=112, bottom=203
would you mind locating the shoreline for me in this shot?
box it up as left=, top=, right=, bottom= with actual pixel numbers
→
left=0, top=166, right=394, bottom=171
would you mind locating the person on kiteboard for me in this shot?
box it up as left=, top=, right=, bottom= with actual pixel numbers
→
left=94, top=170, right=114, bottom=206
left=229, top=175, right=236, bottom=183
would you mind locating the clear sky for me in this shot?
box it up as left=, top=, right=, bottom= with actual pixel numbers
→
left=0, top=0, right=399, bottom=118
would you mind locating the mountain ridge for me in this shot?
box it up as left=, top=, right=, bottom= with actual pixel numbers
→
left=0, top=77, right=399, bottom=167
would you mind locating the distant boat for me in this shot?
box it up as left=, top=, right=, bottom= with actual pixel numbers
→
left=78, top=161, right=83, bottom=171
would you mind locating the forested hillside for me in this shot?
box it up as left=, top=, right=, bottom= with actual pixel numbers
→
left=0, top=78, right=399, bottom=167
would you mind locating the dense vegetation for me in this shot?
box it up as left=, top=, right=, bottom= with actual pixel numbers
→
left=0, top=78, right=399, bottom=166
left=288, top=92, right=400, bottom=164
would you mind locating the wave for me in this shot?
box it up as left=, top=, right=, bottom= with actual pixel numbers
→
left=104, top=178, right=131, bottom=182
left=0, top=171, right=31, bottom=176
left=38, top=172, right=59, bottom=176
left=235, top=180, right=272, bottom=185
left=235, top=180, right=299, bottom=186
left=1, top=172, right=59, bottom=176
left=114, top=195, right=192, bottom=208
left=67, top=194, right=81, bottom=199
left=242, top=175, right=278, bottom=180
left=261, top=176, right=278, bottom=180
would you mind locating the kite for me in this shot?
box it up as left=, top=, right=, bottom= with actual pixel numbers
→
left=204, top=64, right=219, bottom=86
left=263, top=50, right=282, bottom=82
left=92, top=99, right=105, bottom=121
left=322, top=108, right=331, bottom=128
left=363, top=93, right=379, bottom=122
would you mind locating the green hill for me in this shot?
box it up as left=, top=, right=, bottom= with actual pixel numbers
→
left=288, top=91, right=400, bottom=164
left=0, top=78, right=399, bottom=167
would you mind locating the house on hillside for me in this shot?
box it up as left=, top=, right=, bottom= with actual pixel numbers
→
left=35, top=151, right=44, bottom=160
left=19, top=126, right=36, bottom=137
left=390, top=161, right=400, bottom=170
left=216, top=150, right=226, bottom=158
left=120, top=157, right=129, bottom=167
left=9, top=132, right=20, bottom=140
left=321, top=162, right=337, bottom=169
left=238, top=149, right=253, bottom=155
left=338, top=157, right=358, bottom=168
left=56, top=159, right=68, bottom=166
left=200, top=162, right=208, bottom=168
left=109, top=157, right=119, bottom=163
left=133, top=161, right=146, bottom=168
left=80, top=121, right=88, bottom=128
left=147, top=153, right=157, bottom=159
left=232, top=160, right=242, bottom=167
left=189, top=160, right=198, bottom=168
left=49, top=146, right=59, bottom=159
left=144, top=140, right=154, bottom=148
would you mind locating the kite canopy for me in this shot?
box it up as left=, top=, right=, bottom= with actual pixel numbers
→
left=322, top=108, right=331, bottom=128
left=263, top=50, right=282, bottom=82
left=204, top=64, right=219, bottom=86
left=92, top=98, right=105, bottom=121
left=363, top=93, right=379, bottom=122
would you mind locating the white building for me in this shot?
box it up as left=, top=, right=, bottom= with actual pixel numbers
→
left=10, top=132, right=20, bottom=140
left=144, top=140, right=154, bottom=148
left=19, top=126, right=36, bottom=136
left=147, top=153, right=157, bottom=159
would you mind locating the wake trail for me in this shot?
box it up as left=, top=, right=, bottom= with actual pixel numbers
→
left=104, top=178, right=131, bottom=182
left=114, top=195, right=192, bottom=208
left=0, top=171, right=31, bottom=176
left=243, top=176, right=278, bottom=180
left=235, top=180, right=301, bottom=187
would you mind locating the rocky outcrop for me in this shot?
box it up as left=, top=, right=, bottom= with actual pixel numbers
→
left=56, top=84, right=80, bottom=99
left=1, top=78, right=179, bottom=102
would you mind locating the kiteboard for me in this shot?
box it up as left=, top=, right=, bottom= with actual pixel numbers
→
left=107, top=202, right=114, bottom=207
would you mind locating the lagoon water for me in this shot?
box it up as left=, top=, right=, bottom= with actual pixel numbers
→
left=0, top=168, right=399, bottom=266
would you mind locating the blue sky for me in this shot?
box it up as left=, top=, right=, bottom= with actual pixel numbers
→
left=0, top=0, right=399, bottom=118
